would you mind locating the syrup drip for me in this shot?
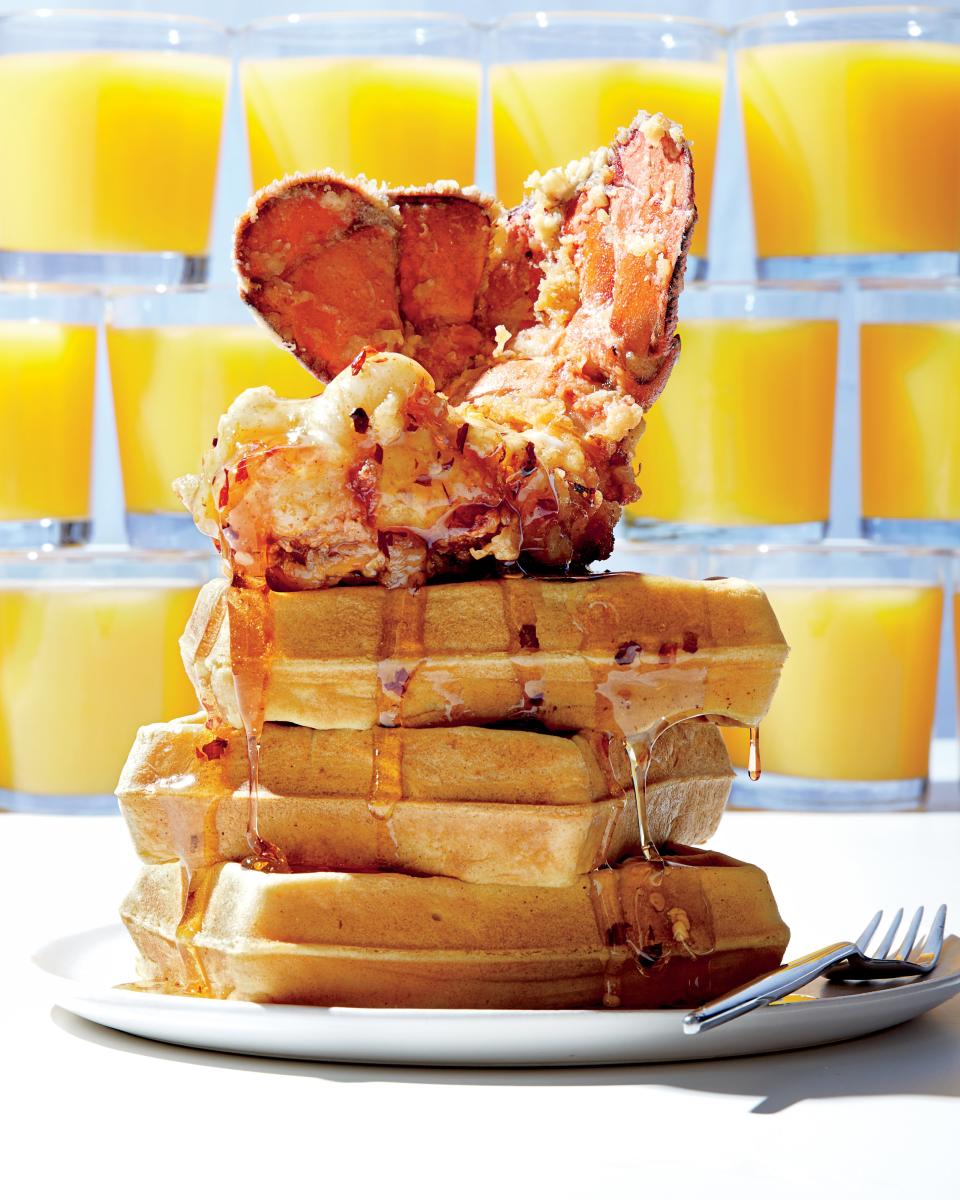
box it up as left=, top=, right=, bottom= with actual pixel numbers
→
left=748, top=725, right=762, bottom=781
left=370, top=726, right=403, bottom=867
left=592, top=732, right=629, bottom=867
left=227, top=586, right=288, bottom=873
left=623, top=736, right=660, bottom=862
left=587, top=710, right=756, bottom=1005
left=367, top=587, right=425, bottom=867
left=376, top=586, right=427, bottom=727
left=500, top=577, right=546, bottom=719
left=158, top=734, right=242, bottom=995
left=172, top=865, right=217, bottom=995
left=587, top=843, right=726, bottom=1007
left=587, top=867, right=632, bottom=1008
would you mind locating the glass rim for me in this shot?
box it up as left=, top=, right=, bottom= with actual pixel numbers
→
left=0, top=281, right=104, bottom=299
left=706, top=538, right=951, bottom=561
left=0, top=545, right=215, bottom=565
left=495, top=10, right=728, bottom=38
left=0, top=8, right=230, bottom=35
left=611, top=540, right=704, bottom=556
left=105, top=282, right=242, bottom=299
left=856, top=276, right=960, bottom=293
left=734, top=4, right=955, bottom=37
left=241, top=11, right=477, bottom=36
left=0, top=544, right=216, bottom=571
left=684, top=280, right=843, bottom=294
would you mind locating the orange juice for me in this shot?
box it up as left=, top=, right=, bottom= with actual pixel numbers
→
left=108, top=325, right=322, bottom=514
left=724, top=583, right=942, bottom=781
left=739, top=41, right=960, bottom=259
left=627, top=319, right=836, bottom=526
left=861, top=323, right=960, bottom=521
left=491, top=58, right=723, bottom=260
left=0, top=51, right=228, bottom=255
left=241, top=56, right=480, bottom=189
left=0, top=321, right=96, bottom=521
left=0, top=583, right=200, bottom=795
left=955, top=591, right=960, bottom=719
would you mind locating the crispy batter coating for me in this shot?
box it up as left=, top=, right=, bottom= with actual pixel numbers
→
left=180, top=111, right=696, bottom=588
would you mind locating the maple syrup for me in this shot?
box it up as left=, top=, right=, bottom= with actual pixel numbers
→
left=172, top=864, right=217, bottom=994
left=370, top=726, right=403, bottom=866
left=500, top=576, right=548, bottom=719
left=226, top=587, right=289, bottom=873
left=175, top=503, right=768, bottom=1004
left=375, top=585, right=427, bottom=726
left=748, top=724, right=762, bottom=781
left=587, top=866, right=632, bottom=1008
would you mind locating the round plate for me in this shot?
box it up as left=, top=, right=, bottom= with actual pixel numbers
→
left=33, top=926, right=960, bottom=1067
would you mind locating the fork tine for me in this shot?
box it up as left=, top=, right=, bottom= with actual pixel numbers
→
left=913, top=905, right=947, bottom=968
left=873, top=908, right=904, bottom=959
left=856, top=910, right=884, bottom=952
left=894, top=906, right=924, bottom=960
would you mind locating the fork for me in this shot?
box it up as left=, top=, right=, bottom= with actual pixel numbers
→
left=683, top=904, right=947, bottom=1036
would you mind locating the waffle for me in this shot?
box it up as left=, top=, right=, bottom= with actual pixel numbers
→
left=121, top=846, right=789, bottom=1009
left=117, top=719, right=733, bottom=886
left=183, top=572, right=787, bottom=735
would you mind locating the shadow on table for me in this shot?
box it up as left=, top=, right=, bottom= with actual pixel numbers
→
left=51, top=997, right=960, bottom=1114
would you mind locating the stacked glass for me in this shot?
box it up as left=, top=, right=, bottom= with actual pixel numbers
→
left=0, top=11, right=487, bottom=812
left=601, top=6, right=957, bottom=807
left=1, top=9, right=957, bottom=812
left=0, top=12, right=231, bottom=811
left=489, top=12, right=725, bottom=280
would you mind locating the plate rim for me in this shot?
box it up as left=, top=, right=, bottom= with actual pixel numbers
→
left=32, top=922, right=960, bottom=1025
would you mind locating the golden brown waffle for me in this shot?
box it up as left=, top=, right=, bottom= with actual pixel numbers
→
left=183, top=572, right=787, bottom=735
left=121, top=846, right=789, bottom=1009
left=117, top=719, right=733, bottom=886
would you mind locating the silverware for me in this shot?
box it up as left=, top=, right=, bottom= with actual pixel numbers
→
left=683, top=905, right=947, bottom=1036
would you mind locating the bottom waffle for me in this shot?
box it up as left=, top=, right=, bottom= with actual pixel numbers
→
left=121, top=847, right=789, bottom=1009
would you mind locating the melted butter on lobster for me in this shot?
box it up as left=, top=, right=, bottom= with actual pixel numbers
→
left=178, top=111, right=696, bottom=589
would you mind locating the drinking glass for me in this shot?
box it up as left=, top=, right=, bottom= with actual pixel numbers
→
left=0, top=548, right=215, bottom=813
left=860, top=279, right=960, bottom=545
left=623, top=282, right=839, bottom=542
left=0, top=285, right=100, bottom=549
left=239, top=13, right=481, bottom=191
left=706, top=542, right=946, bottom=810
left=107, top=285, right=322, bottom=548
left=735, top=6, right=960, bottom=279
left=0, top=11, right=230, bottom=285
left=490, top=12, right=726, bottom=276
left=606, top=541, right=702, bottom=579
left=952, top=552, right=960, bottom=746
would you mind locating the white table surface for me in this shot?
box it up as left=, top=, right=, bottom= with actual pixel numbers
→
left=4, top=807, right=959, bottom=1199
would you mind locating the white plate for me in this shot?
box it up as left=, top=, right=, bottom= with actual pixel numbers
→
left=33, top=925, right=960, bottom=1067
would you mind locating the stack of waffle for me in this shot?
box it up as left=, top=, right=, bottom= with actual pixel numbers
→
left=117, top=571, right=790, bottom=1008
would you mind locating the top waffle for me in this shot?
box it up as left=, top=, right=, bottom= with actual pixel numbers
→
left=183, top=571, right=787, bottom=735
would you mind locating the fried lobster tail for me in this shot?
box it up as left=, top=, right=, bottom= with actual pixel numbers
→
left=181, top=111, right=696, bottom=589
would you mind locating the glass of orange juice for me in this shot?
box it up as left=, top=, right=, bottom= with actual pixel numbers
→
left=706, top=542, right=946, bottom=810
left=952, top=553, right=960, bottom=745
left=107, top=286, right=322, bottom=547
left=736, top=7, right=960, bottom=278
left=624, top=283, right=839, bottom=542
left=0, top=548, right=214, bottom=813
left=490, top=12, right=725, bottom=277
left=0, top=285, right=100, bottom=549
left=860, top=280, right=960, bottom=546
left=239, top=13, right=481, bottom=191
left=0, top=11, right=229, bottom=285
left=607, top=541, right=702, bottom=579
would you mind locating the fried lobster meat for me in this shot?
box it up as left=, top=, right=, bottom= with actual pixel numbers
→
left=179, top=111, right=696, bottom=589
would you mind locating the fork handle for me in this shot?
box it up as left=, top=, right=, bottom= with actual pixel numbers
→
left=683, top=942, right=857, bottom=1035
